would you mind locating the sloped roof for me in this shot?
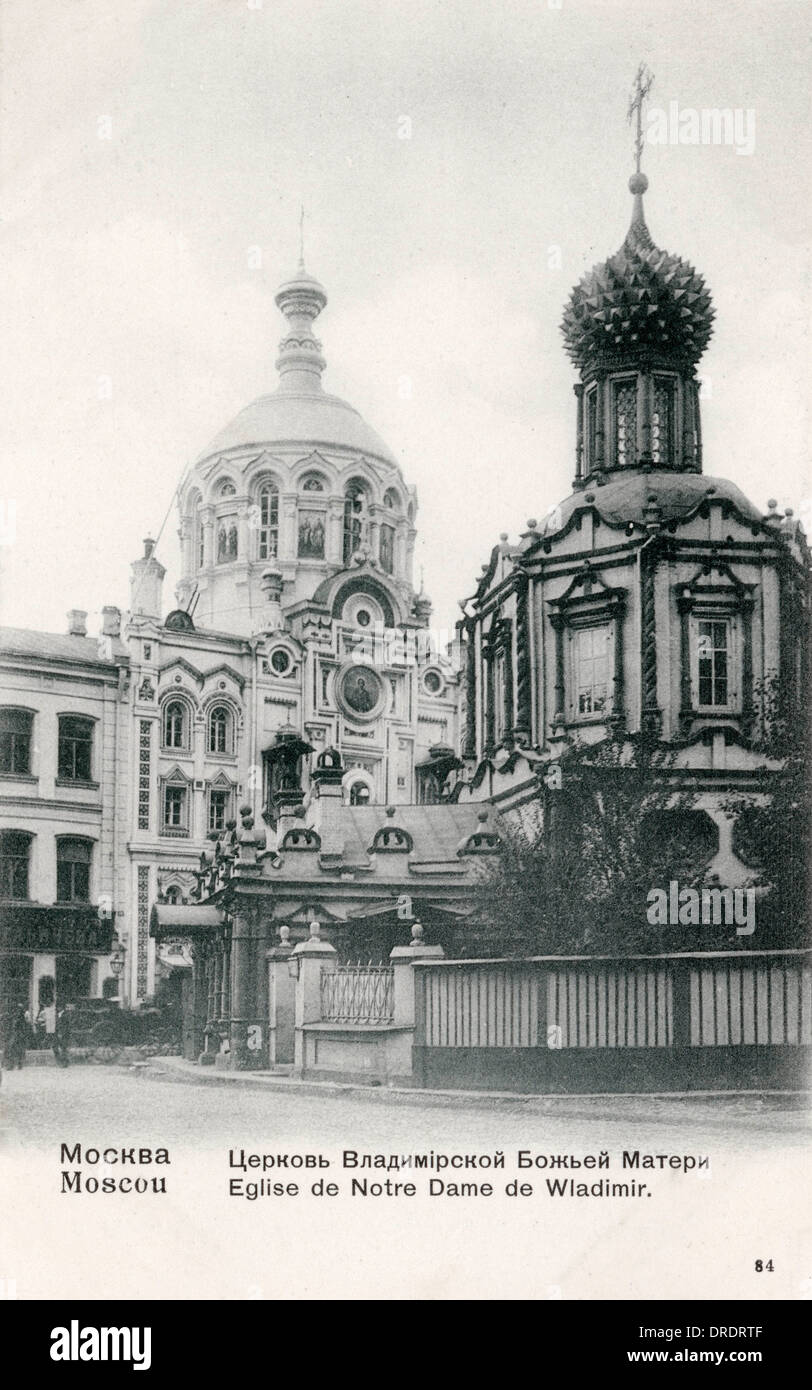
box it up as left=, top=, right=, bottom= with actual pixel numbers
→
left=0, top=626, right=128, bottom=667
left=336, top=803, right=491, bottom=865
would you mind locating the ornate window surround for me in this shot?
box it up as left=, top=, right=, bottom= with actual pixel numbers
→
left=547, top=563, right=627, bottom=732
left=675, top=563, right=755, bottom=735
left=160, top=766, right=192, bottom=837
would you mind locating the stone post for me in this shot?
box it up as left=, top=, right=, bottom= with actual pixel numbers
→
left=292, top=921, right=337, bottom=1074
left=390, top=922, right=445, bottom=1029
left=266, top=925, right=296, bottom=1066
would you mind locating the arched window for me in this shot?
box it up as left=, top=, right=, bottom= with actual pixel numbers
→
left=0, top=708, right=33, bottom=775
left=258, top=484, right=279, bottom=560
left=164, top=885, right=182, bottom=905
left=343, top=480, right=369, bottom=564
left=349, top=781, right=371, bottom=806
left=163, top=700, right=187, bottom=750
left=57, top=716, right=93, bottom=781
left=301, top=472, right=325, bottom=492
left=0, top=831, right=32, bottom=899
left=383, top=488, right=400, bottom=511
left=56, top=837, right=92, bottom=903
left=207, top=705, right=233, bottom=755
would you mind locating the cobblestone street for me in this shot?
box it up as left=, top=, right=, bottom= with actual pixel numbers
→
left=1, top=1066, right=807, bottom=1301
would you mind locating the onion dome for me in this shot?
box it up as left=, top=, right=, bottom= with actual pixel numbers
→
left=561, top=173, right=715, bottom=374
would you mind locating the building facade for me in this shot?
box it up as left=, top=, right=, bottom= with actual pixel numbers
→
left=0, top=611, right=129, bottom=1023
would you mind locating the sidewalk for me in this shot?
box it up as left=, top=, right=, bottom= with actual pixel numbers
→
left=141, top=1055, right=810, bottom=1127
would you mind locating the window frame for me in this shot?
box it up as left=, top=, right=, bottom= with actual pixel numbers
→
left=651, top=374, right=676, bottom=467
left=161, top=775, right=190, bottom=836
left=162, top=699, right=190, bottom=752
left=343, top=480, right=369, bottom=564
left=57, top=714, right=94, bottom=783
left=612, top=376, right=638, bottom=469
left=0, top=707, right=34, bottom=777
left=208, top=782, right=233, bottom=833
left=55, top=835, right=93, bottom=904
left=257, top=483, right=280, bottom=561
left=207, top=704, right=234, bottom=756
left=691, top=613, right=737, bottom=713
left=569, top=621, right=614, bottom=722
left=0, top=830, right=32, bottom=900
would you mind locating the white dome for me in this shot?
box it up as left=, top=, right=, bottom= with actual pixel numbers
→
left=197, top=387, right=398, bottom=467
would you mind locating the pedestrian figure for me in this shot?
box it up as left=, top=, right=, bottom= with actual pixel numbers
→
left=53, top=1004, right=73, bottom=1068
left=4, top=1006, right=28, bottom=1069
left=34, top=1006, right=47, bottom=1049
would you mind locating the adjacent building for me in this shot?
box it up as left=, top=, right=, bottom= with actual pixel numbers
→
left=0, top=612, right=129, bottom=1022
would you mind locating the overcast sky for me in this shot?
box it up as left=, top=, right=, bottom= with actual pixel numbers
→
left=1, top=0, right=809, bottom=639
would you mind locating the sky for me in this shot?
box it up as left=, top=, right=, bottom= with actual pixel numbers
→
left=1, top=0, right=809, bottom=638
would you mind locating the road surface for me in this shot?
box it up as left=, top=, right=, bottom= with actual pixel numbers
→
left=1, top=1066, right=808, bottom=1300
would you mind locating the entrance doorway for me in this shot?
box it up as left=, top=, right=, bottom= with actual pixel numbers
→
left=55, top=955, right=93, bottom=1008
left=0, top=954, right=32, bottom=1039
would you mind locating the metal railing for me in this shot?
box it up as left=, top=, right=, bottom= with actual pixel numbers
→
left=321, top=965, right=395, bottom=1025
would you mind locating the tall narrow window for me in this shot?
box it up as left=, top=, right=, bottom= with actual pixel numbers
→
left=163, top=701, right=187, bottom=750
left=208, top=785, right=231, bottom=832
left=56, top=838, right=92, bottom=902
left=379, top=523, right=395, bottom=574
left=585, top=389, right=598, bottom=469
left=573, top=626, right=611, bottom=716
left=652, top=377, right=675, bottom=465
left=162, top=781, right=189, bottom=833
left=197, top=512, right=205, bottom=568
left=207, top=705, right=232, bottom=755
left=696, top=618, right=730, bottom=708
left=614, top=380, right=637, bottom=467
left=0, top=709, right=33, bottom=775
left=343, top=480, right=368, bottom=563
left=0, top=831, right=31, bottom=899
left=57, top=716, right=93, bottom=781
left=258, top=484, right=279, bottom=560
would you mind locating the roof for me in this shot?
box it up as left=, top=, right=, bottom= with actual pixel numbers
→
left=536, top=470, right=763, bottom=541
left=197, top=386, right=398, bottom=467
left=0, top=626, right=128, bottom=667
left=343, top=804, right=486, bottom=863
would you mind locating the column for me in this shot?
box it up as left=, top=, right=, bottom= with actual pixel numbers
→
left=573, top=383, right=584, bottom=482
left=292, top=922, right=337, bottom=1075
left=266, top=927, right=295, bottom=1065
left=390, top=927, right=445, bottom=1086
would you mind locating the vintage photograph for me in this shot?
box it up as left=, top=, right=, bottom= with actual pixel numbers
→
left=0, top=0, right=809, bottom=1310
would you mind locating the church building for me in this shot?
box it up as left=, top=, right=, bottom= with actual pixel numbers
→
left=452, top=158, right=809, bottom=900
left=127, top=258, right=461, bottom=1006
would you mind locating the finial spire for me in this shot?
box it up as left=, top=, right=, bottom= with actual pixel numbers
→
left=625, top=63, right=654, bottom=242
left=627, top=62, right=654, bottom=178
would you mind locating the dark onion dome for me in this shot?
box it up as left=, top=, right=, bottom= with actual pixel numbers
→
left=561, top=174, right=715, bottom=372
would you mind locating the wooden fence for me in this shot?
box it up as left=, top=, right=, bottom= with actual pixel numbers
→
left=413, top=951, right=811, bottom=1093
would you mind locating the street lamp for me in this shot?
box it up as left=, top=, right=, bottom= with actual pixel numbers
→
left=109, top=945, right=126, bottom=978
